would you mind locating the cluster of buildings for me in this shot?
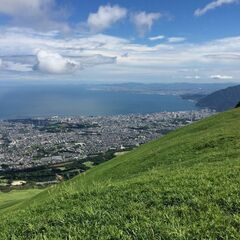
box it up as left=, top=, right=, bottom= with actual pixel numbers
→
left=0, top=109, right=214, bottom=172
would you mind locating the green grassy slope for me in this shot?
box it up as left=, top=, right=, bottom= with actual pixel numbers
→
left=0, top=189, right=43, bottom=213
left=1, top=109, right=240, bottom=239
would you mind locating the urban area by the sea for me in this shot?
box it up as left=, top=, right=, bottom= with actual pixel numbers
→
left=0, top=109, right=214, bottom=189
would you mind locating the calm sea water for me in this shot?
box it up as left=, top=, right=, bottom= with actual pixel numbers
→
left=0, top=85, right=197, bottom=119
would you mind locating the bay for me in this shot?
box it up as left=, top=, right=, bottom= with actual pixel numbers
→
left=0, top=84, right=197, bottom=119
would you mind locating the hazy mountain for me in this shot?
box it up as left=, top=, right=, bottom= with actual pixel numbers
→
left=197, top=85, right=240, bottom=111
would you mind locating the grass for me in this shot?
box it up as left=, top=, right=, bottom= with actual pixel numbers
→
left=0, top=189, right=43, bottom=213
left=83, top=161, right=94, bottom=168
left=0, top=108, right=240, bottom=239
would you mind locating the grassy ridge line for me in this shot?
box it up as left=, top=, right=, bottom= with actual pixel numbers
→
left=0, top=108, right=240, bottom=239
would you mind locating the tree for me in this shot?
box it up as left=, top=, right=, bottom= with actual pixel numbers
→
left=235, top=101, right=240, bottom=108
left=1, top=164, right=9, bottom=170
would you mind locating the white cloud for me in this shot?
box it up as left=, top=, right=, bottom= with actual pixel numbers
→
left=34, top=50, right=116, bottom=74
left=35, top=50, right=78, bottom=74
left=149, top=35, right=165, bottom=41
left=185, top=75, right=201, bottom=79
left=210, top=74, right=233, bottom=79
left=131, top=12, right=161, bottom=37
left=204, top=54, right=240, bottom=60
left=194, top=0, right=238, bottom=16
left=0, top=57, right=32, bottom=72
left=0, top=0, right=53, bottom=17
left=79, top=55, right=117, bottom=68
left=87, top=5, right=127, bottom=33
left=1, top=28, right=240, bottom=82
left=2, top=61, right=32, bottom=72
left=168, top=37, right=186, bottom=43
left=0, top=0, right=69, bottom=31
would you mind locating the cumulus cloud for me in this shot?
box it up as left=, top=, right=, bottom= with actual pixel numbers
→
left=194, top=0, right=238, bottom=16
left=149, top=35, right=165, bottom=41
left=35, top=50, right=78, bottom=74
left=33, top=50, right=117, bottom=74
left=210, top=74, right=233, bottom=79
left=131, top=12, right=161, bottom=37
left=168, top=37, right=186, bottom=43
left=87, top=5, right=127, bottom=33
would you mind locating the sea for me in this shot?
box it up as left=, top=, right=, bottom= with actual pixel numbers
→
left=0, top=84, right=198, bottom=119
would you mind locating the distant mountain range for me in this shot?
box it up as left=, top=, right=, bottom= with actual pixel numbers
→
left=197, top=85, right=240, bottom=111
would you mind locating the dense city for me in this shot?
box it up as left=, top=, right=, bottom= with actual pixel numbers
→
left=0, top=109, right=214, bottom=170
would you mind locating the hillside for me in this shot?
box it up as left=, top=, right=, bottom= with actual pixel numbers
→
left=196, top=84, right=240, bottom=111
left=0, top=189, right=43, bottom=213
left=1, top=109, right=240, bottom=239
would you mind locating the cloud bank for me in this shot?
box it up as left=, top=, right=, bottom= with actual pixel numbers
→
left=0, top=28, right=239, bottom=81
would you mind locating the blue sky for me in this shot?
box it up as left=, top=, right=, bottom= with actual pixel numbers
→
left=0, top=0, right=239, bottom=83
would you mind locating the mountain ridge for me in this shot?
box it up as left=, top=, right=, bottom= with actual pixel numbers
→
left=197, top=84, right=240, bottom=111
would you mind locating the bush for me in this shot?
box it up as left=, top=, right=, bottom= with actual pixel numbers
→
left=235, top=101, right=240, bottom=108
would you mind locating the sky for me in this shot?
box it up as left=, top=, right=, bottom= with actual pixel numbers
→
left=0, top=0, right=239, bottom=83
